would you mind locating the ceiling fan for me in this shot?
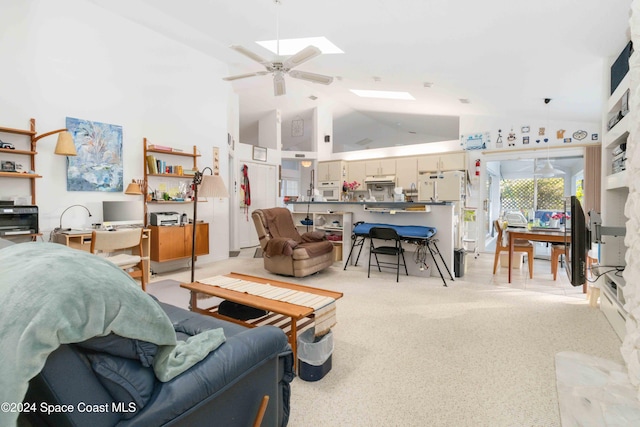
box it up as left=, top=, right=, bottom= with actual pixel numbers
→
left=222, top=0, right=333, bottom=96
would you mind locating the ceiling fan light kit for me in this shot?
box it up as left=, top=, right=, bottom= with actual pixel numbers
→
left=222, top=0, right=334, bottom=96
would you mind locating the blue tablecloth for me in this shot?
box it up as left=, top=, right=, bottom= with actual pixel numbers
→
left=352, top=222, right=437, bottom=240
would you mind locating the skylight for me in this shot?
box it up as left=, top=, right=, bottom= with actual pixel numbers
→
left=256, top=37, right=344, bottom=55
left=350, top=90, right=415, bottom=100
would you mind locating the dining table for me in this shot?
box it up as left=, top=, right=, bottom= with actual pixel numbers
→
left=507, top=226, right=571, bottom=285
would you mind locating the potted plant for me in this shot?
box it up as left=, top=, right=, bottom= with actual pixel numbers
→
left=550, top=212, right=564, bottom=228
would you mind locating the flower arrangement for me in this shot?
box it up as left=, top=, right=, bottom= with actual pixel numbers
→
left=343, top=181, right=361, bottom=191
left=551, top=212, right=566, bottom=220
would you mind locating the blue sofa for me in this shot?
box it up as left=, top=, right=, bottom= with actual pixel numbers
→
left=0, top=241, right=293, bottom=427
left=21, top=301, right=294, bottom=427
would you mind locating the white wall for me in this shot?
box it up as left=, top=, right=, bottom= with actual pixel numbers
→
left=0, top=0, right=236, bottom=265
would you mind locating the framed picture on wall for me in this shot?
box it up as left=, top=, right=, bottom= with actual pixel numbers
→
left=252, top=146, right=267, bottom=162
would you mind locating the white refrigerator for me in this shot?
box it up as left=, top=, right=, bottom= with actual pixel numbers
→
left=418, top=170, right=465, bottom=202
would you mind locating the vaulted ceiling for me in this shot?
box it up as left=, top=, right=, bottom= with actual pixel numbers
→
left=90, top=0, right=631, bottom=151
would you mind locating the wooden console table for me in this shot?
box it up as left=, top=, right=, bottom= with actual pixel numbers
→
left=181, top=272, right=343, bottom=370
left=52, top=229, right=151, bottom=284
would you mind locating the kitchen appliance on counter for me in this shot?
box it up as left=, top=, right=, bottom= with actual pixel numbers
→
left=317, top=181, right=340, bottom=201
left=418, top=170, right=465, bottom=202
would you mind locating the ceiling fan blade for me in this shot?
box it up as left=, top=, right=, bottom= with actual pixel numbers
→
left=222, top=71, right=269, bottom=81
left=289, top=70, right=334, bottom=85
left=282, top=45, right=321, bottom=70
left=273, top=72, right=286, bottom=96
left=229, top=45, right=271, bottom=66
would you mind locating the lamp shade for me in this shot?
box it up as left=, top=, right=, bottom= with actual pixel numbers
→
left=535, top=160, right=565, bottom=177
left=54, top=131, right=77, bottom=156
left=199, top=174, right=229, bottom=198
left=124, top=180, right=143, bottom=195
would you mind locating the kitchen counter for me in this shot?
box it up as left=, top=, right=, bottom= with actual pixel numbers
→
left=286, top=201, right=452, bottom=206
left=287, top=201, right=455, bottom=279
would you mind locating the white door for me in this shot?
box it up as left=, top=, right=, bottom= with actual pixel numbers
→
left=238, top=162, right=277, bottom=248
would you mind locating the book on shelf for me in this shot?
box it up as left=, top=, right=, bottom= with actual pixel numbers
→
left=146, top=155, right=158, bottom=174
left=148, top=144, right=172, bottom=151
left=171, top=148, right=184, bottom=153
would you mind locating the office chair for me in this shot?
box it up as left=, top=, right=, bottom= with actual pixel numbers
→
left=368, top=227, right=408, bottom=282
left=90, top=229, right=147, bottom=291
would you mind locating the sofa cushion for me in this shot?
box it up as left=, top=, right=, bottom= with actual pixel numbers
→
left=77, top=334, right=158, bottom=367
left=87, top=353, right=156, bottom=419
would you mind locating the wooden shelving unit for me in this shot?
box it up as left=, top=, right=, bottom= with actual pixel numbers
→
left=143, top=137, right=200, bottom=224
left=0, top=119, right=40, bottom=206
left=143, top=137, right=209, bottom=262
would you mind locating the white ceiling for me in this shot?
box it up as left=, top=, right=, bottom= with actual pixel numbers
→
left=90, top=0, right=631, bottom=151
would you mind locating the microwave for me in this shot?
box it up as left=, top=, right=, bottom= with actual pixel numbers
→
left=317, top=181, right=340, bottom=201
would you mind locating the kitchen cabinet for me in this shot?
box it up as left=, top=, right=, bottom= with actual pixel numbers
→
left=347, top=160, right=367, bottom=186
left=417, top=152, right=466, bottom=172
left=395, top=157, right=418, bottom=191
left=317, top=160, right=345, bottom=181
left=365, top=159, right=395, bottom=176
left=150, top=223, right=209, bottom=262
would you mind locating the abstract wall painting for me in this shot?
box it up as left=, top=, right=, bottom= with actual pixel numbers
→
left=66, top=117, right=123, bottom=192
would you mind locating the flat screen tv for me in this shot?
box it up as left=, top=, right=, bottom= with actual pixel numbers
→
left=102, top=201, right=143, bottom=227
left=564, top=196, right=589, bottom=287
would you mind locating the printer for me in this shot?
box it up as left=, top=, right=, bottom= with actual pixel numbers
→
left=150, top=212, right=180, bottom=226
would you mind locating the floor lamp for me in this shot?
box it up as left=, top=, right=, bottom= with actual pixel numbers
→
left=191, top=167, right=229, bottom=283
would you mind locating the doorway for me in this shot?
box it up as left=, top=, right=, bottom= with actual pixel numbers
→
left=482, top=151, right=584, bottom=254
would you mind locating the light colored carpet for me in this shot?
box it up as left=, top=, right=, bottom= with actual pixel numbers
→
left=147, top=251, right=624, bottom=427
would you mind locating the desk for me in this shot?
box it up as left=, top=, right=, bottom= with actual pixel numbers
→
left=52, top=229, right=151, bottom=284
left=507, top=227, right=566, bottom=284
left=181, top=272, right=343, bottom=371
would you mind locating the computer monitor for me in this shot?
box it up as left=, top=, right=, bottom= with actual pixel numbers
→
left=102, top=201, right=143, bottom=227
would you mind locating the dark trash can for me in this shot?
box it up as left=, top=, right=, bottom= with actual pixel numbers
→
left=454, top=248, right=466, bottom=278
left=298, top=328, right=333, bottom=381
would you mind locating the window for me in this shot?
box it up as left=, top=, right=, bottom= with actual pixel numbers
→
left=282, top=179, right=299, bottom=197
left=500, top=177, right=565, bottom=213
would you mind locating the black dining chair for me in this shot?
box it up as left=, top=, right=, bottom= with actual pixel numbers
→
left=368, top=227, right=409, bottom=282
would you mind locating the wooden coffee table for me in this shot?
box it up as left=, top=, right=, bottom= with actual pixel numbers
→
left=181, top=272, right=343, bottom=369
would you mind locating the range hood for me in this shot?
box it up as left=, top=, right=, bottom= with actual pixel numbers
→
left=364, top=175, right=396, bottom=185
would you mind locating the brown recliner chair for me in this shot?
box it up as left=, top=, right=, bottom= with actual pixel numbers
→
left=252, top=208, right=335, bottom=277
